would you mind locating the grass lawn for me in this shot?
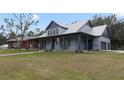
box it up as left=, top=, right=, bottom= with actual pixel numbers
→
left=0, top=49, right=35, bottom=54
left=0, top=51, right=124, bottom=80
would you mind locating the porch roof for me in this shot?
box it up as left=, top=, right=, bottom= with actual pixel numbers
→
left=81, top=25, right=108, bottom=36
left=8, top=35, right=41, bottom=42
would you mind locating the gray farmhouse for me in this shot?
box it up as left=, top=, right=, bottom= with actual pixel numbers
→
left=8, top=20, right=111, bottom=51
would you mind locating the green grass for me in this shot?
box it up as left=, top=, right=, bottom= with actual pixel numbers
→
left=0, top=51, right=124, bottom=80
left=0, top=49, right=34, bottom=54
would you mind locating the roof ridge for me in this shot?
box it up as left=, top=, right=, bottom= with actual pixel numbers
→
left=93, top=24, right=107, bottom=28
left=65, top=20, right=89, bottom=26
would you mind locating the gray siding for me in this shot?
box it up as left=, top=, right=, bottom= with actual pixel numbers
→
left=65, top=37, right=78, bottom=51
left=93, top=36, right=110, bottom=50
left=54, top=38, right=62, bottom=51
left=46, top=22, right=67, bottom=36
left=93, top=37, right=100, bottom=50
left=44, top=35, right=90, bottom=51
left=80, top=39, right=86, bottom=50
left=45, top=39, right=52, bottom=50
left=102, top=29, right=110, bottom=39
left=99, top=37, right=110, bottom=50
left=46, top=22, right=59, bottom=29
left=58, top=27, right=66, bottom=34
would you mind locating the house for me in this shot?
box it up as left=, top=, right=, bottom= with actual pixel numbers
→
left=8, top=20, right=111, bottom=51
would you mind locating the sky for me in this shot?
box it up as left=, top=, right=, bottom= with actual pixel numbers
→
left=0, top=13, right=114, bottom=32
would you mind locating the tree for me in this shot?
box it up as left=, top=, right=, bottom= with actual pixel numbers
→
left=0, top=18, right=20, bottom=48
left=0, top=13, right=39, bottom=49
left=34, top=28, right=45, bottom=36
left=0, top=33, right=3, bottom=45
left=0, top=32, right=7, bottom=45
left=37, top=30, right=45, bottom=36
left=8, top=32, right=17, bottom=39
left=13, top=13, right=39, bottom=48
left=27, top=31, right=34, bottom=36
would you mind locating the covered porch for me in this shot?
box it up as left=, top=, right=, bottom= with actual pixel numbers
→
left=38, top=33, right=94, bottom=51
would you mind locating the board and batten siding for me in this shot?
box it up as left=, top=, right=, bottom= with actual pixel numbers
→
left=93, top=37, right=101, bottom=50
left=99, top=37, right=110, bottom=50
left=58, top=27, right=66, bottom=34
left=93, top=36, right=110, bottom=50
left=102, top=29, right=110, bottom=39
left=45, top=39, right=52, bottom=50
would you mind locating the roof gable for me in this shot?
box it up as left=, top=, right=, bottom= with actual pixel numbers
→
left=102, top=27, right=110, bottom=38
left=45, top=21, right=67, bottom=30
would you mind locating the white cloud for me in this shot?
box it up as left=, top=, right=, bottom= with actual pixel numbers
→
left=32, top=14, right=39, bottom=21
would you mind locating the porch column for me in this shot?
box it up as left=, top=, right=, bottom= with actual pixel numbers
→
left=62, top=36, right=65, bottom=49
left=78, top=34, right=81, bottom=51
left=86, top=37, right=88, bottom=50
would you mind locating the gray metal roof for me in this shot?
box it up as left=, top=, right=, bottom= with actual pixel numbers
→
left=64, top=20, right=88, bottom=34
left=40, top=20, right=108, bottom=37
left=79, top=25, right=108, bottom=36
left=90, top=25, right=108, bottom=36
left=39, top=20, right=89, bottom=37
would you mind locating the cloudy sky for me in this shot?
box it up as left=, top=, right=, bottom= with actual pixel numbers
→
left=0, top=13, right=121, bottom=31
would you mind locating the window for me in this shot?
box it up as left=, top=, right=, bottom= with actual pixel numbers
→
left=48, top=28, right=59, bottom=36
left=56, top=28, right=58, bottom=35
left=51, top=30, right=52, bottom=35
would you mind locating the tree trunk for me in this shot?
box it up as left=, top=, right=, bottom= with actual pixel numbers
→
left=20, top=36, right=24, bottom=49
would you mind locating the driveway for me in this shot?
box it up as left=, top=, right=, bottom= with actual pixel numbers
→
left=112, top=50, right=124, bottom=53
left=104, top=50, right=124, bottom=53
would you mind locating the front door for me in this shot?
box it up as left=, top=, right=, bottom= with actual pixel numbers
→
left=88, top=40, right=93, bottom=50
left=51, top=39, right=55, bottom=49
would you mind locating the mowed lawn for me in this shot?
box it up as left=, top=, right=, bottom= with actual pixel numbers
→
left=0, top=50, right=124, bottom=80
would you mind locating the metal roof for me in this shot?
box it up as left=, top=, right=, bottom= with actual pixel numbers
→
left=64, top=20, right=88, bottom=34
left=89, top=25, right=107, bottom=36
left=40, top=20, right=107, bottom=37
